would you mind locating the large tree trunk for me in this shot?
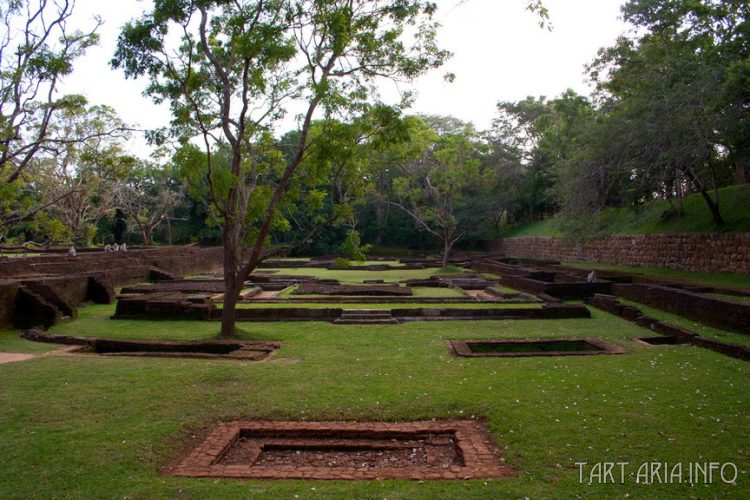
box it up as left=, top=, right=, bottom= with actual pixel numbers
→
left=220, top=210, right=242, bottom=337
left=682, top=166, right=724, bottom=226
left=735, top=162, right=747, bottom=184
left=220, top=278, right=240, bottom=337
left=441, top=235, right=452, bottom=268
left=698, top=188, right=725, bottom=226
left=374, top=200, right=384, bottom=245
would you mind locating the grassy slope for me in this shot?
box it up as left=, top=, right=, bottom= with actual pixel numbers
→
left=0, top=303, right=748, bottom=498
left=499, top=184, right=750, bottom=238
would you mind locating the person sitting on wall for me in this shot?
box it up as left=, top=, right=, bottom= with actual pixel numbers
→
left=68, top=246, right=77, bottom=257
left=120, top=243, right=128, bottom=252
left=104, top=244, right=112, bottom=252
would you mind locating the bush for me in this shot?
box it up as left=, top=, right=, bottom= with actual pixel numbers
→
left=339, top=229, right=371, bottom=262
left=333, top=257, right=351, bottom=268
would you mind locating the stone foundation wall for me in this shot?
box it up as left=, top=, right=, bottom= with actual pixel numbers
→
left=0, top=246, right=223, bottom=328
left=487, top=234, right=750, bottom=274
left=612, top=283, right=750, bottom=334
left=0, top=246, right=223, bottom=279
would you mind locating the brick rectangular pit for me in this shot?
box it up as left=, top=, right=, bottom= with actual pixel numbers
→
left=72, top=339, right=280, bottom=361
left=172, top=420, right=515, bottom=480
left=449, top=338, right=625, bottom=357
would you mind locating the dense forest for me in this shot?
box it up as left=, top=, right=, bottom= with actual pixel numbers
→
left=2, top=0, right=748, bottom=264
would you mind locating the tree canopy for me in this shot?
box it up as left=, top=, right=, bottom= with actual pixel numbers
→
left=2, top=0, right=747, bottom=288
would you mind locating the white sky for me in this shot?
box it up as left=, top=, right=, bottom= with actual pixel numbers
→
left=61, top=0, right=629, bottom=155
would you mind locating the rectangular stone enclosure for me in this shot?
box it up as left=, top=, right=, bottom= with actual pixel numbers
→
left=449, top=338, right=625, bottom=357
left=69, top=339, right=280, bottom=361
left=172, top=420, right=515, bottom=480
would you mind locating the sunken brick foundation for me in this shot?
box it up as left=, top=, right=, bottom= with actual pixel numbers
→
left=172, top=420, right=515, bottom=480
left=448, top=338, right=626, bottom=357
left=21, top=330, right=280, bottom=361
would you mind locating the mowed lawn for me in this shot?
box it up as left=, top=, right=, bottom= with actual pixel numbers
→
left=0, top=304, right=748, bottom=498
left=261, top=266, right=461, bottom=284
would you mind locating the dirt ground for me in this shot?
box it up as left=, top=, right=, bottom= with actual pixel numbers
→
left=0, top=352, right=34, bottom=365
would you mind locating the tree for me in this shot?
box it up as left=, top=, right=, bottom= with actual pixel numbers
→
left=0, top=0, right=101, bottom=214
left=488, top=91, right=594, bottom=225
left=339, top=228, right=371, bottom=262
left=387, top=116, right=489, bottom=266
left=32, top=105, right=134, bottom=245
left=580, top=0, right=750, bottom=226
left=113, top=162, right=185, bottom=245
left=490, top=97, right=555, bottom=223
left=114, top=0, right=448, bottom=336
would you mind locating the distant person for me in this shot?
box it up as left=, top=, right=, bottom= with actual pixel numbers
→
left=68, top=246, right=77, bottom=257
left=587, top=271, right=597, bottom=283
left=120, top=243, right=128, bottom=252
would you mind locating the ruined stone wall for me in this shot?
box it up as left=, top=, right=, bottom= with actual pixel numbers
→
left=612, top=283, right=750, bottom=333
left=0, top=281, right=19, bottom=328
left=0, top=246, right=224, bottom=328
left=0, top=246, right=223, bottom=279
left=487, top=234, right=750, bottom=274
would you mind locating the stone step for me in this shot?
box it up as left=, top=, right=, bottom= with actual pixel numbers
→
left=21, top=281, right=74, bottom=317
left=341, top=309, right=392, bottom=314
left=339, top=311, right=394, bottom=320
left=333, top=309, right=400, bottom=324
left=332, top=318, right=401, bottom=325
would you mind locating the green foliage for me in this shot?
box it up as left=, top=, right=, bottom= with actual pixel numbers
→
left=339, top=229, right=371, bottom=262
left=383, top=115, right=494, bottom=262
left=1, top=0, right=103, bottom=233
left=113, top=0, right=450, bottom=334
left=435, top=265, right=463, bottom=275
left=484, top=0, right=750, bottom=234
left=333, top=256, right=351, bottom=268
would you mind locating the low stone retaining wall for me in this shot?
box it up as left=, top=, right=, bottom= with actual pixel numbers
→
left=391, top=304, right=589, bottom=321
left=587, top=294, right=750, bottom=361
left=0, top=246, right=223, bottom=279
left=487, top=234, right=750, bottom=274
left=113, top=302, right=590, bottom=323
left=612, top=283, right=750, bottom=334
left=226, top=304, right=590, bottom=322
left=231, top=308, right=343, bottom=322
left=113, top=292, right=215, bottom=321
left=472, top=260, right=612, bottom=300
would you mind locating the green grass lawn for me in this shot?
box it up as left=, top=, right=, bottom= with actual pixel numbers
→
left=704, top=292, right=750, bottom=304
left=0, top=252, right=43, bottom=258
left=411, top=286, right=466, bottom=298
left=1, top=303, right=748, bottom=498
left=228, top=302, right=543, bottom=309
left=360, top=260, right=405, bottom=266
left=264, top=266, right=458, bottom=284
left=273, top=285, right=465, bottom=299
